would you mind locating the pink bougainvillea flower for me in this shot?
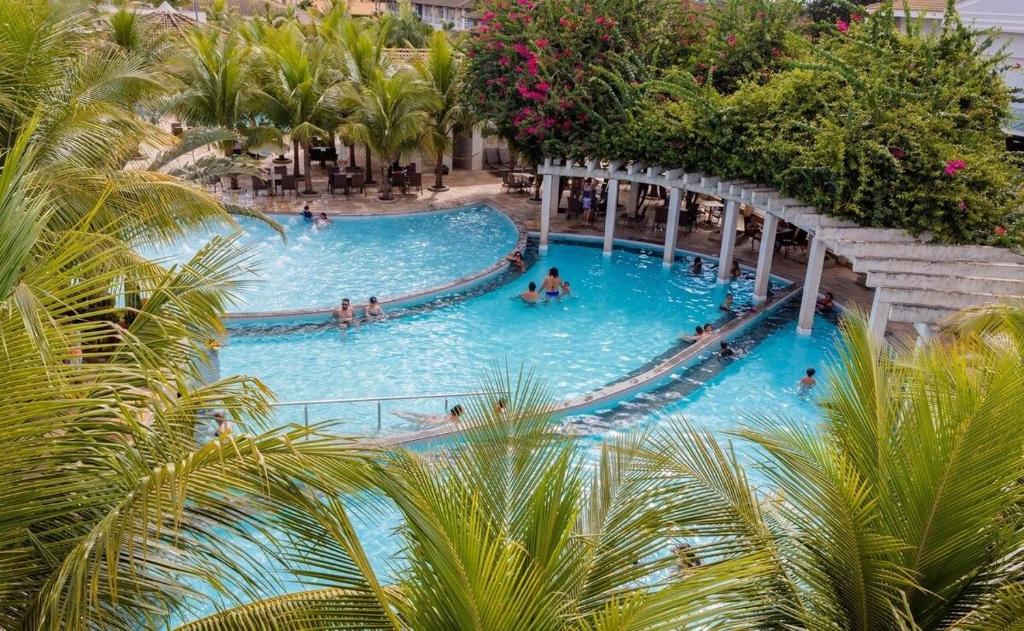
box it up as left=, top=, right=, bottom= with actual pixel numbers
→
left=517, top=0, right=534, bottom=9
left=726, top=33, right=737, bottom=47
left=526, top=58, right=539, bottom=75
left=499, top=56, right=510, bottom=66
left=543, top=117, right=556, bottom=127
left=851, top=12, right=863, bottom=22
left=513, top=42, right=531, bottom=57
left=959, top=200, right=968, bottom=211
left=755, top=11, right=766, bottom=19
left=995, top=225, right=1007, bottom=235
left=535, top=38, right=549, bottom=48
left=536, top=81, right=551, bottom=93
left=889, top=146, right=905, bottom=159
left=771, top=47, right=781, bottom=58
left=559, top=16, right=572, bottom=27
left=601, top=33, right=611, bottom=42
left=836, top=19, right=849, bottom=33
left=944, top=159, right=967, bottom=176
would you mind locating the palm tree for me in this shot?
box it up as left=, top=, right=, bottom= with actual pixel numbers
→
left=172, top=30, right=281, bottom=190
left=175, top=371, right=777, bottom=630
left=616, top=312, right=1024, bottom=630
left=414, top=31, right=472, bottom=191
left=253, top=23, right=340, bottom=194
left=339, top=71, right=432, bottom=200
left=381, top=0, right=432, bottom=48
left=332, top=17, right=393, bottom=183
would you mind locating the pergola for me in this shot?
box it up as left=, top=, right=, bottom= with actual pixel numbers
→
left=537, top=158, right=1024, bottom=340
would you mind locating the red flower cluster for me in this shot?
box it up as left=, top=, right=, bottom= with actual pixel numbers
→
left=944, top=159, right=967, bottom=176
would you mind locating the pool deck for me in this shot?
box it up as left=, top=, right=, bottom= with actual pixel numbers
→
left=223, top=169, right=910, bottom=339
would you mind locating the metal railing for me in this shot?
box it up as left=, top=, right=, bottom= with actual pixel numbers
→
left=271, top=391, right=505, bottom=432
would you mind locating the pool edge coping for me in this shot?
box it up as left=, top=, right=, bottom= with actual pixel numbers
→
left=222, top=202, right=527, bottom=326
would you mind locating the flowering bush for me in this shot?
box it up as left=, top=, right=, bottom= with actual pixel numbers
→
left=464, top=0, right=661, bottom=164
left=600, top=4, right=1023, bottom=245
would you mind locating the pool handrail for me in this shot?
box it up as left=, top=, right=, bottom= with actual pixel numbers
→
left=271, top=390, right=507, bottom=431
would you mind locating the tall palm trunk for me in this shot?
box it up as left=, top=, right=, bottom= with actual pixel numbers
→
left=378, top=162, right=391, bottom=200
left=292, top=138, right=301, bottom=178
left=348, top=144, right=356, bottom=167
left=224, top=145, right=239, bottom=190
left=432, top=150, right=447, bottom=191
left=302, top=141, right=314, bottom=193
left=364, top=146, right=375, bottom=184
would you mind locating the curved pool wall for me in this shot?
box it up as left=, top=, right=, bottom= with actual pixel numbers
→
left=146, top=203, right=525, bottom=324
left=216, top=232, right=796, bottom=440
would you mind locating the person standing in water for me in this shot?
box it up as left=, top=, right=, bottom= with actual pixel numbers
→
left=520, top=281, right=540, bottom=303
left=335, top=298, right=355, bottom=326
left=365, top=296, right=383, bottom=319
left=301, top=204, right=313, bottom=221
left=541, top=267, right=562, bottom=300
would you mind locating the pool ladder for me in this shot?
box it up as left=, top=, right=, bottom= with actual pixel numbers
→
left=271, top=391, right=505, bottom=432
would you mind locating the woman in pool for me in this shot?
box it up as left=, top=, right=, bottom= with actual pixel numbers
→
left=506, top=251, right=526, bottom=272
left=730, top=260, right=741, bottom=280
left=335, top=298, right=355, bottom=326
left=560, top=280, right=571, bottom=297
left=691, top=257, right=703, bottom=274
left=719, top=293, right=734, bottom=312
left=365, top=296, right=383, bottom=319
left=315, top=212, right=331, bottom=228
left=541, top=267, right=562, bottom=300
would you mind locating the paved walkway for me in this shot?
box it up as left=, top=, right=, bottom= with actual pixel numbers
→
left=225, top=168, right=895, bottom=335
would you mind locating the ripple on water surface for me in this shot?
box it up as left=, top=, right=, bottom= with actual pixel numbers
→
left=145, top=205, right=519, bottom=312
left=219, top=242, right=781, bottom=435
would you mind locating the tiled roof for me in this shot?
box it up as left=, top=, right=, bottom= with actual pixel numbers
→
left=865, top=0, right=957, bottom=14
left=142, top=7, right=201, bottom=36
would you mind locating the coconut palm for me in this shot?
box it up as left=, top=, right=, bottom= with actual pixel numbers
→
left=175, top=371, right=778, bottom=630
left=253, top=23, right=340, bottom=194
left=339, top=71, right=433, bottom=200
left=172, top=29, right=282, bottom=190
left=381, top=0, right=432, bottom=48
left=414, top=31, right=472, bottom=191
left=619, top=312, right=1024, bottom=630
left=331, top=17, right=393, bottom=182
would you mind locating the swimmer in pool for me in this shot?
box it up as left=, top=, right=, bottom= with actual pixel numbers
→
left=335, top=298, right=355, bottom=326
left=315, top=212, right=330, bottom=228
left=301, top=204, right=313, bottom=221
left=703, top=323, right=715, bottom=336
left=365, top=296, right=383, bottom=319
left=520, top=281, right=540, bottom=303
left=541, top=267, right=562, bottom=300
left=799, top=368, right=816, bottom=389
left=719, top=340, right=735, bottom=359
left=691, top=257, right=703, bottom=274
left=506, top=251, right=526, bottom=272
left=719, top=293, right=734, bottom=312
left=681, top=325, right=704, bottom=342
left=560, top=281, right=571, bottom=297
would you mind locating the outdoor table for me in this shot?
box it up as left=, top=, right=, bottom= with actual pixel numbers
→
left=509, top=171, right=534, bottom=193
left=698, top=199, right=725, bottom=224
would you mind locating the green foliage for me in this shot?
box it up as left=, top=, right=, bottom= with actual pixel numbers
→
left=600, top=5, right=1023, bottom=245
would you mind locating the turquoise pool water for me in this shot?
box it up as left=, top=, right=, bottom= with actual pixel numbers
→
left=146, top=204, right=519, bottom=312
left=219, top=241, right=779, bottom=436
left=566, top=309, right=841, bottom=468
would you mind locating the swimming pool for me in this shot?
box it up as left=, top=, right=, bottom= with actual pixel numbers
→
left=145, top=204, right=519, bottom=313
left=566, top=307, right=841, bottom=468
left=218, top=240, right=784, bottom=436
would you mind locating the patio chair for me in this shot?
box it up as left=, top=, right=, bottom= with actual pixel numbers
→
left=250, top=176, right=269, bottom=196
left=483, top=147, right=501, bottom=171
left=350, top=172, right=365, bottom=195
left=389, top=172, right=407, bottom=195
left=408, top=172, right=422, bottom=194
left=497, top=147, right=513, bottom=170
left=499, top=171, right=511, bottom=194
left=279, top=174, right=298, bottom=195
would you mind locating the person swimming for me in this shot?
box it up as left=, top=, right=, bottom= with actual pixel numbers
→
left=541, top=267, right=562, bottom=299
left=366, top=296, right=383, bottom=318
left=520, top=281, right=540, bottom=303
left=335, top=298, right=355, bottom=325
left=691, top=257, right=703, bottom=274
left=730, top=260, right=741, bottom=280
left=301, top=204, right=313, bottom=221
left=560, top=281, right=571, bottom=296
left=816, top=292, right=834, bottom=311
left=703, top=323, right=715, bottom=336
left=799, top=368, right=816, bottom=389
left=212, top=411, right=231, bottom=437
left=719, top=340, right=735, bottom=358
left=315, top=212, right=330, bottom=228
left=719, top=293, right=734, bottom=312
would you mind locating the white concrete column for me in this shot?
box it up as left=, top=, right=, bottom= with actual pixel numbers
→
left=754, top=214, right=778, bottom=303
left=868, top=290, right=891, bottom=344
left=663, top=188, right=683, bottom=267
left=539, top=173, right=557, bottom=253
left=796, top=235, right=827, bottom=335
left=603, top=179, right=619, bottom=255
left=914, top=322, right=934, bottom=348
left=470, top=126, right=484, bottom=171
left=717, top=200, right=740, bottom=283
left=626, top=182, right=641, bottom=215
